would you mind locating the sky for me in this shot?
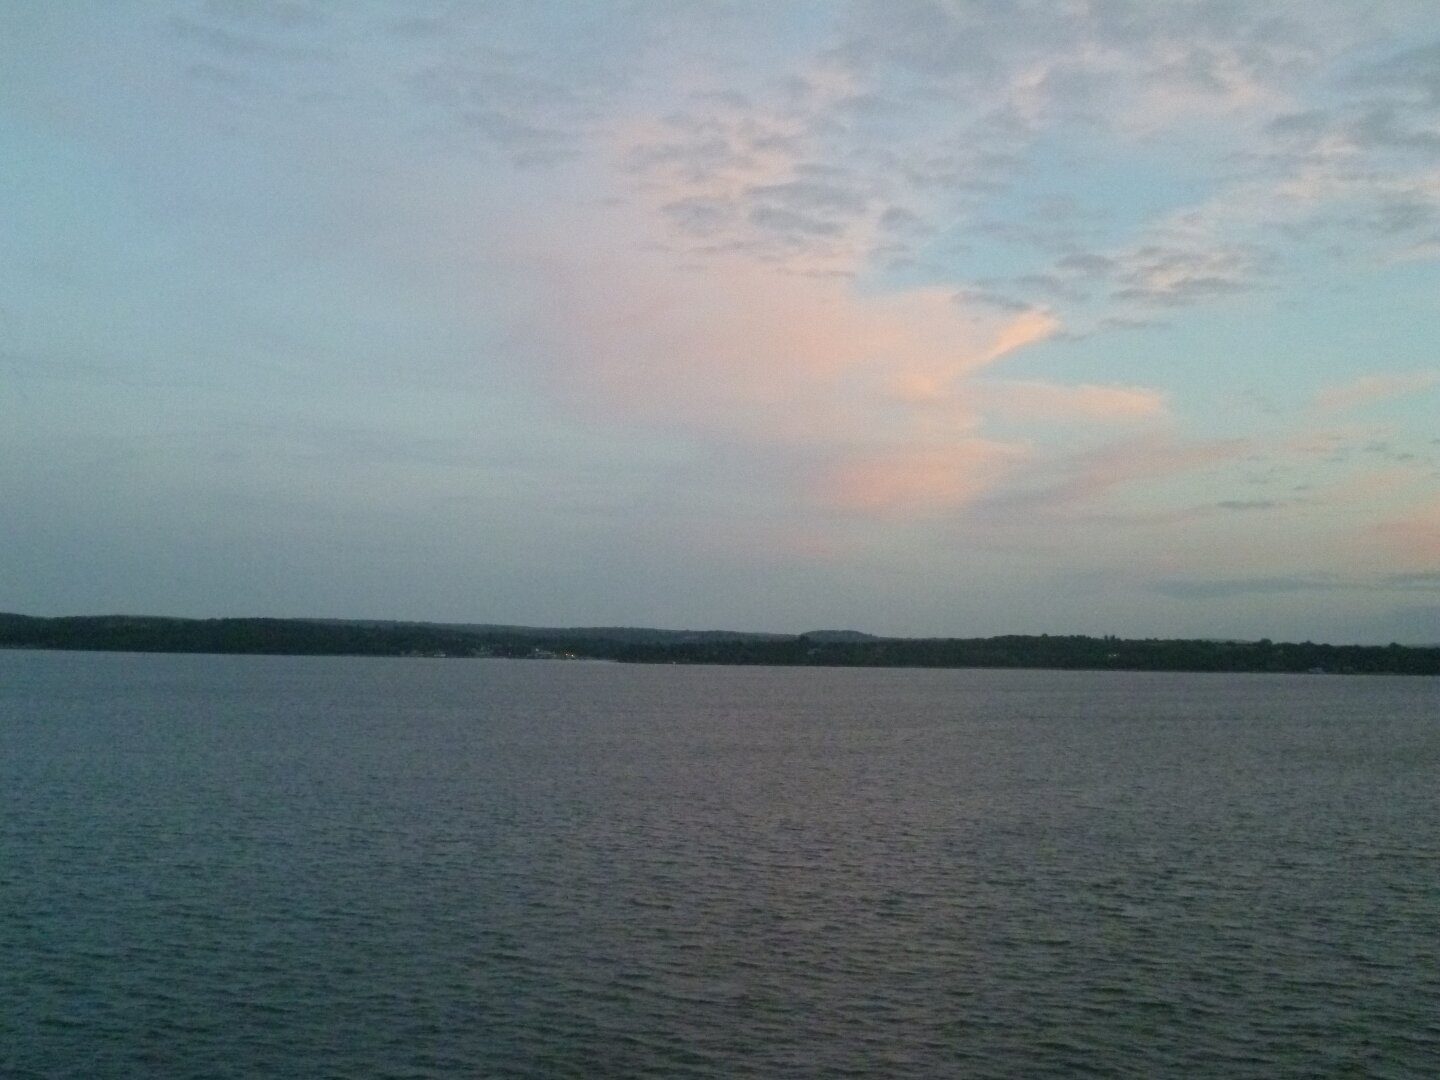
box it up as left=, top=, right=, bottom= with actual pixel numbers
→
left=3, top=1, right=1440, bottom=643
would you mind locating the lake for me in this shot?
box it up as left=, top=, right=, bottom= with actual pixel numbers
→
left=2, top=650, right=1437, bottom=1077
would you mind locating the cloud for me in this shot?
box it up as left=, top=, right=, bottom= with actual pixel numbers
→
left=169, top=11, right=330, bottom=63
left=959, top=432, right=1258, bottom=539
left=951, top=285, right=1034, bottom=313
left=1349, top=39, right=1440, bottom=107
left=152, top=4, right=1208, bottom=527
left=463, top=163, right=1232, bottom=525
left=1313, top=372, right=1440, bottom=414
left=816, top=440, right=1027, bottom=515
left=748, top=204, right=847, bottom=239
left=1215, top=499, right=1285, bottom=511
left=515, top=233, right=1063, bottom=484
left=615, top=67, right=888, bottom=275
left=155, top=0, right=1436, bottom=328
left=1151, top=566, right=1440, bottom=600
left=1368, top=501, right=1440, bottom=564
left=1107, top=243, right=1273, bottom=306
left=1150, top=575, right=1348, bottom=600
left=1384, top=570, right=1440, bottom=587
left=968, top=380, right=1168, bottom=420
left=153, top=0, right=1440, bottom=309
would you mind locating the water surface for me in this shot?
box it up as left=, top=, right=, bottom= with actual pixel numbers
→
left=3, top=651, right=1437, bottom=1077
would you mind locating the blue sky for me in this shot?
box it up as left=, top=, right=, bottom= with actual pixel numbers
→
left=3, top=1, right=1439, bottom=642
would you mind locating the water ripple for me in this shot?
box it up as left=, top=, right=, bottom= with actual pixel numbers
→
left=3, top=653, right=1438, bottom=1077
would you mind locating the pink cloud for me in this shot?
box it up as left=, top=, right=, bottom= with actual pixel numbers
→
left=966, top=432, right=1257, bottom=530
left=1046, top=432, right=1255, bottom=501
left=1312, top=371, right=1440, bottom=414
left=525, top=242, right=1058, bottom=446
left=507, top=233, right=1089, bottom=519
left=483, top=164, right=1238, bottom=527
left=817, top=440, right=1028, bottom=515
left=969, top=379, right=1168, bottom=420
left=476, top=105, right=1177, bottom=527
left=1367, top=502, right=1440, bottom=564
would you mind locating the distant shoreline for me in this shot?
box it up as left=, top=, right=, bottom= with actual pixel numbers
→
left=3, top=613, right=1437, bottom=675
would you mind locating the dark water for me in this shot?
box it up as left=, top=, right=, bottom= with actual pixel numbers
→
left=2, top=651, right=1438, bottom=1078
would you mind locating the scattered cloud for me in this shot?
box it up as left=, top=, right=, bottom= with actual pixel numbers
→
left=1108, top=243, right=1274, bottom=307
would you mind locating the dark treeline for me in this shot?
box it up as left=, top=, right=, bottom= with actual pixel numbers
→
left=2, top=613, right=1438, bottom=674
left=613, top=633, right=1440, bottom=675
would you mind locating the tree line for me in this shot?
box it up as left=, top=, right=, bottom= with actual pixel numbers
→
left=2, top=614, right=1437, bottom=675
